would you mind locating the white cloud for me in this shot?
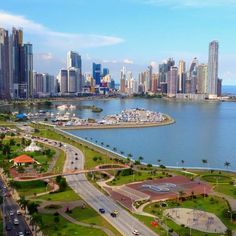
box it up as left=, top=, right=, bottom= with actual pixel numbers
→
left=135, top=0, right=236, bottom=7
left=123, top=59, right=134, bottom=64
left=35, top=52, right=54, bottom=61
left=0, top=11, right=124, bottom=50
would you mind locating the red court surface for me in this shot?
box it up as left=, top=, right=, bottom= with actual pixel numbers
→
left=105, top=176, right=211, bottom=210
left=127, top=176, right=211, bottom=201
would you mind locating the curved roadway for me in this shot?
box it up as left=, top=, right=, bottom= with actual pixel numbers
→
left=35, top=136, right=157, bottom=236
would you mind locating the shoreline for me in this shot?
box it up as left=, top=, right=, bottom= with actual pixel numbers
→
left=55, top=127, right=234, bottom=173
left=58, top=115, right=175, bottom=130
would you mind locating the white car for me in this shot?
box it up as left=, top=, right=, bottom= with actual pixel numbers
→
left=132, top=229, right=140, bottom=235
left=17, top=210, right=22, bottom=215
left=14, top=218, right=19, bottom=225
left=9, top=210, right=14, bottom=216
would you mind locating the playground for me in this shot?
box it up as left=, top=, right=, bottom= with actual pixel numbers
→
left=164, top=208, right=227, bottom=233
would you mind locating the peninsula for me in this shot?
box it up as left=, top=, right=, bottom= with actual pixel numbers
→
left=58, top=108, right=175, bottom=130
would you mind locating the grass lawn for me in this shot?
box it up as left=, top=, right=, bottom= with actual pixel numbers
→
left=36, top=187, right=81, bottom=202
left=51, top=147, right=66, bottom=173
left=134, top=214, right=166, bottom=236
left=11, top=180, right=47, bottom=196
left=214, top=184, right=236, bottom=198
left=39, top=213, right=108, bottom=236
left=69, top=207, right=122, bottom=236
left=165, top=218, right=221, bottom=236
left=201, top=174, right=232, bottom=183
left=107, top=170, right=166, bottom=186
left=144, top=195, right=236, bottom=234
left=34, top=127, right=118, bottom=169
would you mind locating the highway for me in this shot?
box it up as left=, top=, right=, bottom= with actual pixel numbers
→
left=0, top=179, right=32, bottom=236
left=35, top=136, right=157, bottom=236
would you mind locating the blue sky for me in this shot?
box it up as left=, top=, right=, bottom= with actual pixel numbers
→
left=1, top=0, right=236, bottom=84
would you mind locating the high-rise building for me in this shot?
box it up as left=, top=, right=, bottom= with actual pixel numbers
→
left=167, top=66, right=178, bottom=97
left=33, top=72, right=55, bottom=97
left=120, top=66, right=126, bottom=93
left=217, top=79, right=222, bottom=97
left=189, top=57, right=198, bottom=94
left=151, top=73, right=158, bottom=93
left=178, top=60, right=186, bottom=93
left=58, top=69, right=68, bottom=94
left=0, top=28, right=10, bottom=99
left=93, top=63, right=101, bottom=85
left=207, top=41, right=219, bottom=96
left=23, top=43, right=33, bottom=98
left=147, top=65, right=153, bottom=91
left=103, top=68, right=109, bottom=76
left=67, top=51, right=82, bottom=92
left=67, top=51, right=82, bottom=70
left=68, top=68, right=78, bottom=93
left=10, top=28, right=23, bottom=98
left=197, top=64, right=208, bottom=94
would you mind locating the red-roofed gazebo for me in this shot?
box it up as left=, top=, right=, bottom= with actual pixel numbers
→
left=11, top=154, right=38, bottom=166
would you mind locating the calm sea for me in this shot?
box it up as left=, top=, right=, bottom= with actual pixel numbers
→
left=2, top=85, right=236, bottom=170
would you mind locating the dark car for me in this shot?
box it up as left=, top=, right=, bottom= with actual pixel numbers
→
left=110, top=210, right=119, bottom=217
left=99, top=208, right=105, bottom=214
left=6, top=222, right=12, bottom=231
left=25, top=228, right=31, bottom=235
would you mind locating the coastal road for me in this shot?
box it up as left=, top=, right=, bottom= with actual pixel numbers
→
left=0, top=179, right=32, bottom=236
left=35, top=136, right=157, bottom=236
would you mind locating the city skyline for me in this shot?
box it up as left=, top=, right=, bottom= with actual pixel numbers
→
left=0, top=0, right=236, bottom=84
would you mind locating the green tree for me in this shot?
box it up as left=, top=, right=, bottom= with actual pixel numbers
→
left=224, top=161, right=231, bottom=169
left=202, top=159, right=208, bottom=167
left=9, top=139, right=16, bottom=146
left=2, top=143, right=11, bottom=156
left=28, top=202, right=39, bottom=215
left=17, top=195, right=29, bottom=213
left=0, top=133, right=5, bottom=140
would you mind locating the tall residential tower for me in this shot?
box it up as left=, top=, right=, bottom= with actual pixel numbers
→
left=207, top=41, right=219, bottom=96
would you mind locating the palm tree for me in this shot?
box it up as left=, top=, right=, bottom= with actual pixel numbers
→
left=202, top=159, right=208, bottom=168
left=113, top=147, right=117, bottom=151
left=17, top=195, right=29, bottom=214
left=0, top=133, right=5, bottom=140
left=31, top=213, right=42, bottom=233
left=157, top=159, right=161, bottom=163
left=128, top=153, right=133, bottom=158
left=178, top=191, right=185, bottom=202
left=224, top=161, right=231, bottom=169
left=101, top=142, right=104, bottom=146
left=191, top=191, right=195, bottom=200
left=138, top=156, right=144, bottom=162
left=2, top=143, right=11, bottom=156
left=120, top=151, right=124, bottom=155
left=181, top=160, right=185, bottom=167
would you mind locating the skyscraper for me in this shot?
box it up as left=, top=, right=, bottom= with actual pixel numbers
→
left=68, top=68, right=78, bottom=93
left=23, top=43, right=33, bottom=98
left=58, top=69, right=68, bottom=94
left=178, top=60, right=186, bottom=93
left=67, top=51, right=82, bottom=70
left=93, top=63, right=102, bottom=85
left=10, top=28, right=23, bottom=98
left=167, top=66, right=178, bottom=97
left=0, top=28, right=10, bottom=99
left=67, top=51, right=82, bottom=92
left=120, top=66, right=126, bottom=93
left=189, top=57, right=198, bottom=94
left=197, top=64, right=208, bottom=94
left=207, top=41, right=219, bottom=96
